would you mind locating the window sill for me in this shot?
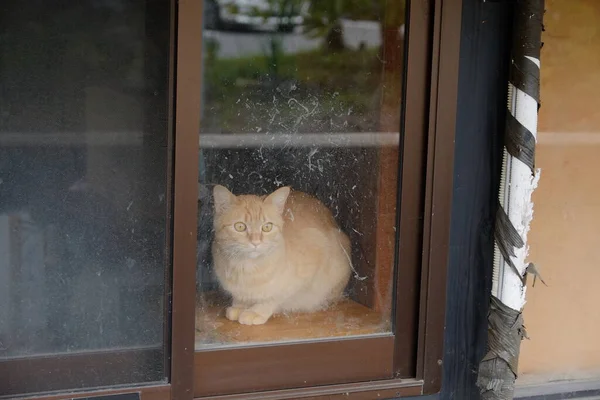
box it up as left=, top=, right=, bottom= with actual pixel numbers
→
left=195, top=294, right=390, bottom=348
left=195, top=378, right=424, bottom=400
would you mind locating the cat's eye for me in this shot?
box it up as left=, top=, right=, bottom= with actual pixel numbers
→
left=234, top=222, right=247, bottom=232
left=262, top=222, right=273, bottom=232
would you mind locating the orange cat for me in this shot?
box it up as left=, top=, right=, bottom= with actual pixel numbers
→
left=212, top=185, right=352, bottom=325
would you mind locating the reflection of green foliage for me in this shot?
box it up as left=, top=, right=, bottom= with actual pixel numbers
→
left=303, top=0, right=406, bottom=51
left=264, top=0, right=305, bottom=18
left=206, top=37, right=220, bottom=64
left=206, top=47, right=379, bottom=97
left=263, top=35, right=285, bottom=77
left=308, top=0, right=406, bottom=26
left=303, top=0, right=344, bottom=38
left=303, top=0, right=346, bottom=50
left=380, top=0, right=406, bottom=29
left=341, top=0, right=379, bottom=21
left=238, top=0, right=304, bottom=77
left=203, top=47, right=380, bottom=133
left=344, top=0, right=406, bottom=27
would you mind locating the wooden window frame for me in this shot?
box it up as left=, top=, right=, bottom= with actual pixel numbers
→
left=2, top=0, right=462, bottom=398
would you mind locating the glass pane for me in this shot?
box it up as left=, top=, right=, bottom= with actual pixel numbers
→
left=196, top=0, right=406, bottom=349
left=0, top=0, right=171, bottom=394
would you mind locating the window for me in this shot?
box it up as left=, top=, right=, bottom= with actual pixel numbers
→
left=197, top=1, right=405, bottom=343
left=0, top=0, right=172, bottom=396
left=192, top=0, right=411, bottom=396
left=0, top=0, right=461, bottom=399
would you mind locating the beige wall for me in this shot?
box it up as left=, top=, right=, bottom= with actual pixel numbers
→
left=518, top=0, right=600, bottom=384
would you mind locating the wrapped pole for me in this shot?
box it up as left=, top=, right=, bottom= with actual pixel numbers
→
left=477, top=1, right=545, bottom=399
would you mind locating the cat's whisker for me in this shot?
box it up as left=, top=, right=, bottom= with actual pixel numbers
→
left=338, top=237, right=367, bottom=281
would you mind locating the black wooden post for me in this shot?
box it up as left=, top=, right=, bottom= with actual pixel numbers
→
left=404, top=0, right=514, bottom=399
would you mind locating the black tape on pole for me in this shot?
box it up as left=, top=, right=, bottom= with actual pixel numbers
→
left=477, top=296, right=528, bottom=400
left=505, top=113, right=536, bottom=173
left=494, top=208, right=526, bottom=285
left=509, top=0, right=543, bottom=105
left=509, top=58, right=540, bottom=105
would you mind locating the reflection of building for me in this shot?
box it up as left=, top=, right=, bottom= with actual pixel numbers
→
left=204, top=0, right=307, bottom=31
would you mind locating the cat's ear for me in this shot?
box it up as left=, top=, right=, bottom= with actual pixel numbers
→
left=264, top=186, right=291, bottom=215
left=213, top=185, right=236, bottom=214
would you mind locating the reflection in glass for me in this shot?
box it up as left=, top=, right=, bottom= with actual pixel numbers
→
left=0, top=0, right=170, bottom=387
left=197, top=0, right=406, bottom=348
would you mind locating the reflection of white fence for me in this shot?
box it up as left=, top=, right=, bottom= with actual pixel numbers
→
left=199, top=132, right=400, bottom=149
left=0, top=131, right=400, bottom=148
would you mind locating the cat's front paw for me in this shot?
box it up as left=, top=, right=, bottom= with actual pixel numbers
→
left=225, top=306, right=244, bottom=321
left=238, top=310, right=269, bottom=325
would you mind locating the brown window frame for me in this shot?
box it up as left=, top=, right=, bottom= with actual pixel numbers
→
left=1, top=0, right=462, bottom=398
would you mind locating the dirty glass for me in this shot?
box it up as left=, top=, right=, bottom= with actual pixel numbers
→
left=196, top=0, right=407, bottom=349
left=0, top=0, right=170, bottom=392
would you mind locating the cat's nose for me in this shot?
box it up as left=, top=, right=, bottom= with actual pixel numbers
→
left=250, top=234, right=261, bottom=247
